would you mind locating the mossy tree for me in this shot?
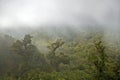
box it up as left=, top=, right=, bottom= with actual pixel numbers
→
left=11, top=34, right=46, bottom=79
left=89, top=37, right=108, bottom=80
left=47, top=39, right=70, bottom=71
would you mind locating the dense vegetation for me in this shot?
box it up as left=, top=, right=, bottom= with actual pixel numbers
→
left=0, top=28, right=120, bottom=80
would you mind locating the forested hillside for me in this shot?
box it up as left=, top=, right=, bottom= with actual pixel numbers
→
left=0, top=27, right=120, bottom=80
left=0, top=0, right=120, bottom=79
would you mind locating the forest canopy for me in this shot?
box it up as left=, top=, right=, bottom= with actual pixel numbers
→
left=0, top=28, right=120, bottom=80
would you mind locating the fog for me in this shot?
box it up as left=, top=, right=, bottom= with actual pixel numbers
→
left=0, top=0, right=119, bottom=29
left=0, top=1, right=120, bottom=79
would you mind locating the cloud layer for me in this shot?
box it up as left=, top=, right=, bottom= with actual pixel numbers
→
left=0, top=0, right=120, bottom=29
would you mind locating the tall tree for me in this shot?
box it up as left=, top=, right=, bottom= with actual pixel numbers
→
left=89, top=38, right=107, bottom=80
left=11, top=34, right=46, bottom=79
left=47, top=39, right=70, bottom=71
left=47, top=39, right=64, bottom=56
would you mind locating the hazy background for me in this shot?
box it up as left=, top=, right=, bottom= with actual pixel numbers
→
left=0, top=0, right=120, bottom=36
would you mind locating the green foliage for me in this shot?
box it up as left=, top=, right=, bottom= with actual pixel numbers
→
left=10, top=34, right=47, bottom=79
left=47, top=39, right=64, bottom=56
left=0, top=32, right=120, bottom=80
left=47, top=39, right=70, bottom=71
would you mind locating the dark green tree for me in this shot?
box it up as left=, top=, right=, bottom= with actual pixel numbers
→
left=11, top=34, right=46, bottom=79
left=94, top=40, right=106, bottom=80
left=89, top=38, right=108, bottom=80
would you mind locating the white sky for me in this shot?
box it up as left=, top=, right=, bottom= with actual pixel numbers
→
left=0, top=0, right=120, bottom=29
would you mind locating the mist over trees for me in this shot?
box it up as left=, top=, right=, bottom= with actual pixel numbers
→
left=0, top=27, right=120, bottom=80
left=0, top=0, right=120, bottom=80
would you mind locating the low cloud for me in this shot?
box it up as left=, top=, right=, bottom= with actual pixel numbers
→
left=0, top=0, right=119, bottom=29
